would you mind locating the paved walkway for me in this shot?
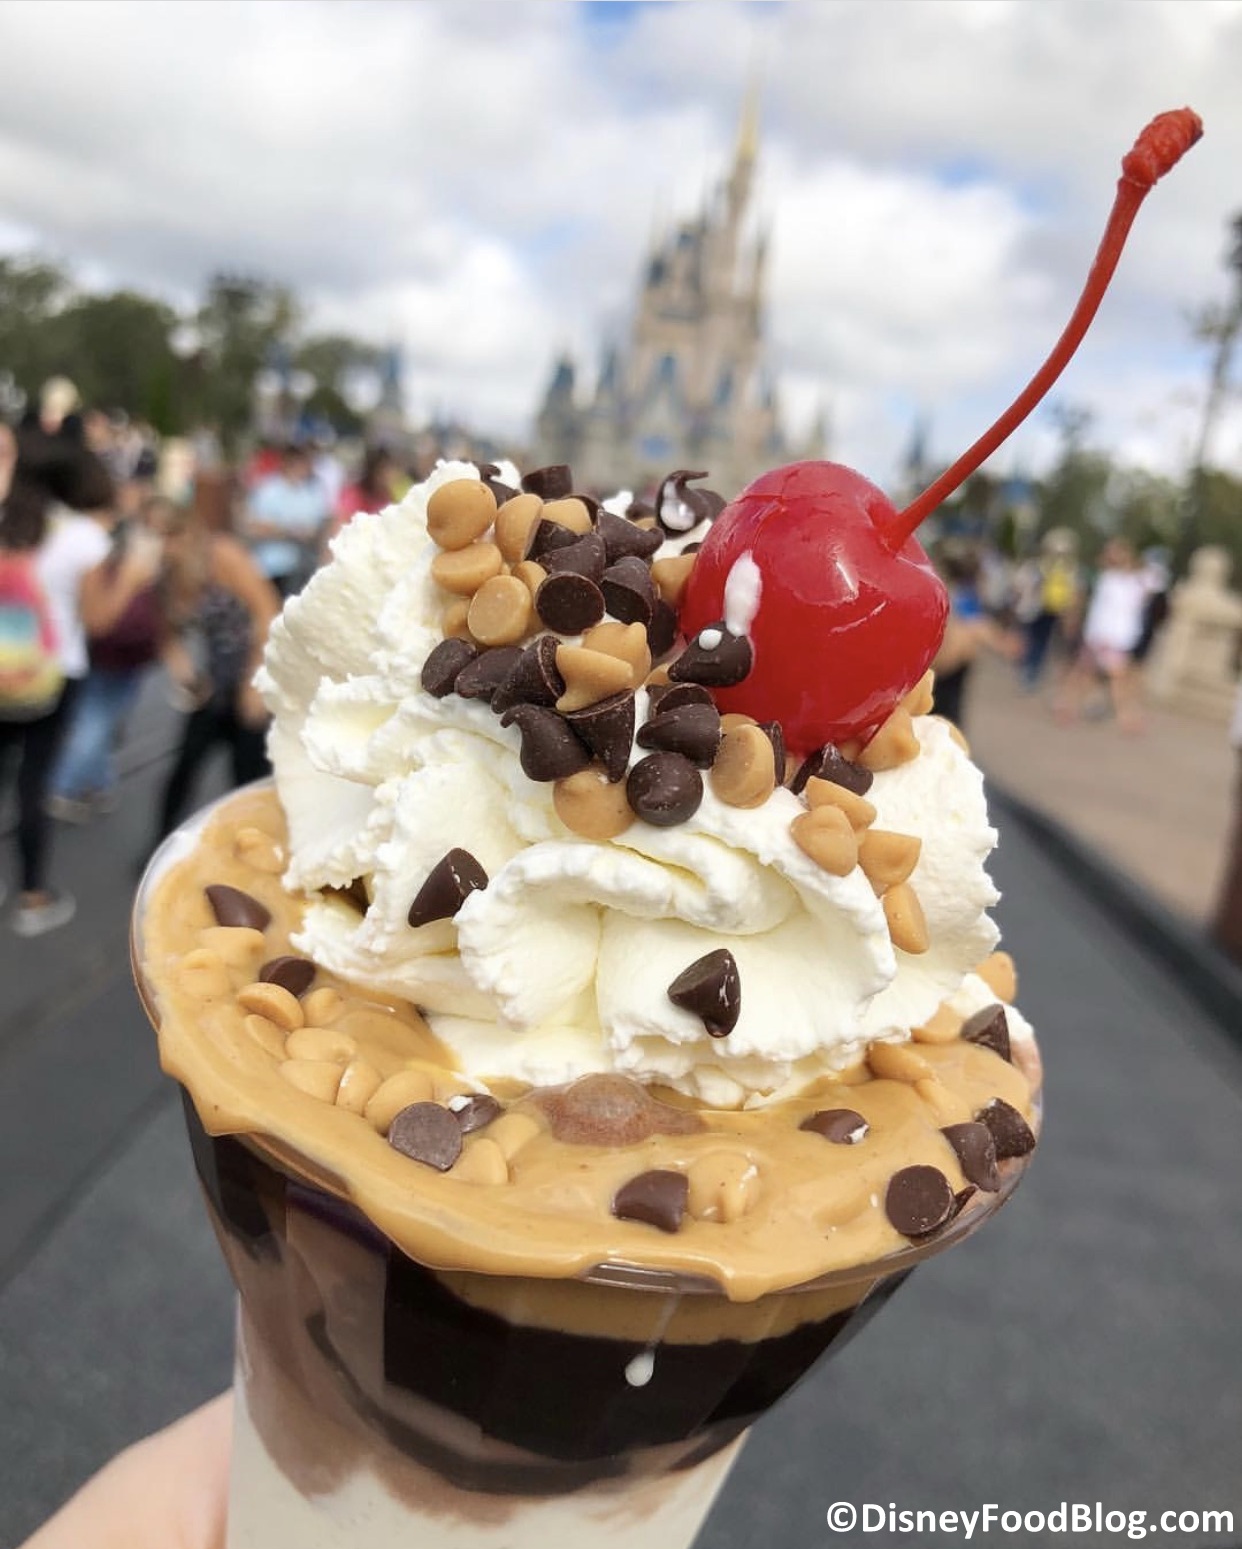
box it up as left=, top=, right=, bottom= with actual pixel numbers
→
left=964, top=654, right=1233, bottom=926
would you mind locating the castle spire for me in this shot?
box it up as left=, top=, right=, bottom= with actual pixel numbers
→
left=726, top=79, right=761, bottom=218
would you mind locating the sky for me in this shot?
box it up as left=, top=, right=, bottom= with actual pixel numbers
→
left=0, top=0, right=1239, bottom=493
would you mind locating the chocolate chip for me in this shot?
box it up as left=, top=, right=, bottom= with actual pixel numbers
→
left=637, top=701, right=721, bottom=767
left=601, top=556, right=656, bottom=626
left=759, top=720, right=786, bottom=779
left=790, top=743, right=874, bottom=796
left=667, top=948, right=740, bottom=1037
left=941, top=1122, right=1000, bottom=1192
left=564, top=692, right=636, bottom=783
left=647, top=598, right=680, bottom=660
left=388, top=1102, right=463, bottom=1171
left=976, top=1099, right=1036, bottom=1160
left=521, top=465, right=573, bottom=500
left=612, top=1169, right=689, bottom=1233
left=885, top=1164, right=956, bottom=1238
left=407, top=849, right=488, bottom=928
left=654, top=470, right=724, bottom=536
left=491, top=635, right=565, bottom=714
left=455, top=646, right=525, bottom=704
left=681, top=540, right=704, bottom=555
left=961, top=1004, right=1012, bottom=1062
left=535, top=572, right=606, bottom=635
left=486, top=479, right=517, bottom=506
left=449, top=1094, right=503, bottom=1134
left=525, top=518, right=579, bottom=562
left=543, top=531, right=607, bottom=583
left=626, top=751, right=703, bottom=827
left=650, top=683, right=714, bottom=713
left=596, top=507, right=663, bottom=564
left=258, top=956, right=316, bottom=998
left=204, top=884, right=270, bottom=932
left=800, top=1108, right=869, bottom=1144
left=536, top=1073, right=702, bottom=1146
left=668, top=625, right=753, bottom=688
left=421, top=637, right=480, bottom=699
left=500, top=704, right=592, bottom=781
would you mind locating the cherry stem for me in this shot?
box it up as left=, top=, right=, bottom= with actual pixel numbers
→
left=888, top=108, right=1203, bottom=549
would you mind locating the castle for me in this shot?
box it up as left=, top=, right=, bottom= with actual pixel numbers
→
left=531, top=97, right=825, bottom=499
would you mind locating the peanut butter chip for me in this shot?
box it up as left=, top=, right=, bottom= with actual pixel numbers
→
left=388, top=1102, right=463, bottom=1172
left=710, top=723, right=776, bottom=808
left=910, top=1004, right=962, bottom=1045
left=452, top=1137, right=509, bottom=1186
left=903, top=669, right=935, bottom=717
left=511, top=559, right=547, bottom=601
left=650, top=553, right=697, bottom=608
left=234, top=826, right=284, bottom=874
left=494, top=493, right=544, bottom=563
left=243, top=1013, right=287, bottom=1060
left=883, top=882, right=929, bottom=954
left=555, top=645, right=634, bottom=712
left=553, top=767, right=635, bottom=839
left=977, top=950, right=1017, bottom=1003
left=867, top=1040, right=933, bottom=1083
left=804, top=778, right=877, bottom=831
left=279, top=1059, right=344, bottom=1103
left=612, top=1169, right=688, bottom=1233
left=431, top=542, right=504, bottom=597
left=302, top=986, right=344, bottom=1026
left=858, top=830, right=922, bottom=893
left=426, top=479, right=497, bottom=550
left=365, top=1069, right=436, bottom=1134
left=201, top=926, right=266, bottom=966
left=858, top=707, right=920, bottom=771
left=582, top=621, right=651, bottom=687
left=237, top=981, right=305, bottom=1031
left=687, top=1152, right=759, bottom=1223
left=284, top=1027, right=357, bottom=1064
left=487, top=1111, right=542, bottom=1160
left=467, top=574, right=532, bottom=647
left=790, top=805, right=859, bottom=876
left=540, top=496, right=593, bottom=535
left=335, top=1058, right=384, bottom=1115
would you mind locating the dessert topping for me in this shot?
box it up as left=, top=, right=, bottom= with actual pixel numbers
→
left=258, top=955, right=316, bottom=998
left=960, top=1003, right=1012, bottom=1062
left=885, top=1163, right=956, bottom=1238
left=667, top=623, right=753, bottom=688
left=534, top=570, right=605, bottom=634
left=407, top=849, right=489, bottom=929
left=388, top=1101, right=464, bottom=1172
left=976, top=1097, right=1037, bottom=1160
left=800, top=1108, right=869, bottom=1144
left=612, top=1169, right=690, bottom=1233
left=448, top=1093, right=504, bottom=1134
left=205, top=884, right=271, bottom=932
left=667, top=948, right=742, bottom=1038
left=941, top=1121, right=1001, bottom=1193
left=498, top=704, right=593, bottom=782
left=625, top=751, right=703, bottom=827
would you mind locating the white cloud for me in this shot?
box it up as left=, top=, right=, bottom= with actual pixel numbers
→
left=0, top=0, right=1237, bottom=489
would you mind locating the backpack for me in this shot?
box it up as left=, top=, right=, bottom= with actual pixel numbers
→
left=0, top=551, right=63, bottom=719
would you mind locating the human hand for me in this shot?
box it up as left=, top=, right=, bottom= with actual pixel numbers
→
left=21, top=1392, right=231, bottom=1549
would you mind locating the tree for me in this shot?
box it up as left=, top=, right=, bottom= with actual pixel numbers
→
left=193, top=275, right=302, bottom=452
left=1181, top=212, right=1242, bottom=569
left=1035, top=403, right=1114, bottom=558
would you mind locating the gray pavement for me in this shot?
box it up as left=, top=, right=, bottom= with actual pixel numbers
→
left=1, top=691, right=1241, bottom=1547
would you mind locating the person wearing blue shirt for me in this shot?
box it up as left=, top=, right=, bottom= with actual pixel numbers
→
left=243, top=443, right=331, bottom=597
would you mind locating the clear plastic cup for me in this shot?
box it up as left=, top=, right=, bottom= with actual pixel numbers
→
left=133, top=790, right=1036, bottom=1549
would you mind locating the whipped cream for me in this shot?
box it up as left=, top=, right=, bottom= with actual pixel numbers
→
left=258, top=462, right=1002, bottom=1107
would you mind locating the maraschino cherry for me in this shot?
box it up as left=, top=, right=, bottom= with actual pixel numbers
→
left=679, top=108, right=1203, bottom=754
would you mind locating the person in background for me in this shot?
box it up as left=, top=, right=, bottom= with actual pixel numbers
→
left=1131, top=545, right=1172, bottom=666
left=46, top=496, right=173, bottom=822
left=242, top=442, right=331, bottom=597
left=930, top=540, right=1018, bottom=729
left=0, top=431, right=118, bottom=934
left=151, top=506, right=280, bottom=846
left=1053, top=537, right=1151, bottom=735
left=333, top=446, right=398, bottom=535
left=1011, top=528, right=1080, bottom=692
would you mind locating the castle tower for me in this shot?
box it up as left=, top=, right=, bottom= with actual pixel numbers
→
left=532, top=90, right=791, bottom=498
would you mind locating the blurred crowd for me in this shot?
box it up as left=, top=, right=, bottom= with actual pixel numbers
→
left=927, top=527, right=1171, bottom=737
left=0, top=376, right=413, bottom=937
